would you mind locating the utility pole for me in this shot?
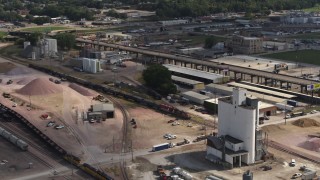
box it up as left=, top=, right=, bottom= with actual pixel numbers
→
left=131, top=139, right=133, bottom=161
left=113, top=135, right=115, bottom=152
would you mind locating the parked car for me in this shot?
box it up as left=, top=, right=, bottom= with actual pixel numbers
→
left=290, top=159, right=296, bottom=167
left=167, top=135, right=177, bottom=140
left=292, top=173, right=302, bottom=179
left=172, top=122, right=180, bottom=126
left=47, top=121, right=55, bottom=127
left=285, top=114, right=291, bottom=119
left=55, top=125, right=65, bottom=129
left=12, top=103, right=17, bottom=107
left=163, top=133, right=172, bottom=139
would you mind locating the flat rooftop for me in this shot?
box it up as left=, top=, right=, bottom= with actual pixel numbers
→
left=172, top=75, right=203, bottom=85
left=164, top=64, right=224, bottom=81
left=228, top=82, right=296, bottom=99
left=182, top=91, right=210, bottom=100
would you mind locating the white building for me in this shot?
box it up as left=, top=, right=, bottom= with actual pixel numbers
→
left=40, top=38, right=58, bottom=57
left=80, top=58, right=101, bottom=74
left=159, top=19, right=189, bottom=26
left=206, top=88, right=264, bottom=167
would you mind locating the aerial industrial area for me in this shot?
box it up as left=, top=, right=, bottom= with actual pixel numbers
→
left=1, top=0, right=320, bottom=180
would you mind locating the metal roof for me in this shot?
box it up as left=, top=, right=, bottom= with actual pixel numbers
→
left=228, top=82, right=296, bottom=99
left=206, top=83, right=233, bottom=92
left=164, top=64, right=224, bottom=81
left=172, top=75, right=203, bottom=85
left=248, top=91, right=286, bottom=103
left=92, top=103, right=114, bottom=112
left=182, top=91, right=210, bottom=100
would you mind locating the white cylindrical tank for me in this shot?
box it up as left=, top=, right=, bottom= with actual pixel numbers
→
left=23, top=41, right=30, bottom=49
left=32, top=52, right=36, bottom=60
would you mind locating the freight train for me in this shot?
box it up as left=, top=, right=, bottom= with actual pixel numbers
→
left=0, top=127, right=28, bottom=151
left=28, top=64, right=190, bottom=119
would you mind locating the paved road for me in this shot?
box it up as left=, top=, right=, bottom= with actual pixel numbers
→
left=261, top=112, right=320, bottom=127
left=77, top=38, right=317, bottom=86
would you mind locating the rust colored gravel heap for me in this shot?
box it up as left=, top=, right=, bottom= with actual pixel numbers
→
left=17, top=78, right=63, bottom=96
left=292, top=118, right=320, bottom=128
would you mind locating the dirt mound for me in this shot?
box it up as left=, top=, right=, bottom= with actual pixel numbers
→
left=292, top=118, right=320, bottom=128
left=301, top=138, right=320, bottom=152
left=17, top=78, right=63, bottom=96
left=5, top=67, right=32, bottom=76
left=16, top=77, right=35, bottom=85
left=69, top=83, right=95, bottom=96
left=0, top=62, right=16, bottom=73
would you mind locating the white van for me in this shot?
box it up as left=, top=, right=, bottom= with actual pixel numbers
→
left=290, top=159, right=296, bottom=167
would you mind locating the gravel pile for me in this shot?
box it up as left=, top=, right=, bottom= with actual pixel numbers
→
left=292, top=118, right=320, bottom=128
left=16, top=77, right=35, bottom=85
left=69, top=83, right=95, bottom=96
left=17, top=78, right=63, bottom=96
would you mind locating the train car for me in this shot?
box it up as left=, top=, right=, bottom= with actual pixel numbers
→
left=9, top=134, right=19, bottom=144
left=2, top=130, right=11, bottom=140
left=82, top=163, right=114, bottom=180
left=16, top=139, right=28, bottom=151
left=64, top=154, right=81, bottom=166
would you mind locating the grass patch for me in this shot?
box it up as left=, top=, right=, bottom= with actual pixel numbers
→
left=20, top=26, right=72, bottom=33
left=304, top=4, right=320, bottom=12
left=0, top=31, right=8, bottom=38
left=290, top=32, right=320, bottom=39
left=0, top=45, right=22, bottom=56
left=178, top=34, right=227, bottom=46
left=261, top=49, right=320, bottom=65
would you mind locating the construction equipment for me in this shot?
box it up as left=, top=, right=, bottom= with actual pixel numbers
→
left=2, top=93, right=11, bottom=98
left=92, top=95, right=108, bottom=102
left=6, top=80, right=13, bottom=85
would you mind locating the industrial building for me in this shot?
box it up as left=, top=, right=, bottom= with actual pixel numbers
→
left=74, top=57, right=101, bottom=73
left=181, top=91, right=210, bottom=105
left=229, top=35, right=263, bottom=54
left=158, top=19, right=189, bottom=26
left=172, top=76, right=204, bottom=90
left=87, top=103, right=115, bottom=120
left=227, top=82, right=296, bottom=99
left=206, top=88, right=265, bottom=167
left=163, top=64, right=229, bottom=84
left=104, top=31, right=132, bottom=40
left=205, top=83, right=287, bottom=104
left=40, top=38, right=58, bottom=57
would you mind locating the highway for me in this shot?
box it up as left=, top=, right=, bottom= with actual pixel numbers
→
left=76, top=38, right=317, bottom=86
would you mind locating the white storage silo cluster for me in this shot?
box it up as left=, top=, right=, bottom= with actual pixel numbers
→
left=40, top=38, right=58, bottom=57
left=82, top=58, right=101, bottom=74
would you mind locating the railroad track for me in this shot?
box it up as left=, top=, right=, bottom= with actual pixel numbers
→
left=268, top=140, right=320, bottom=164
left=108, top=96, right=130, bottom=180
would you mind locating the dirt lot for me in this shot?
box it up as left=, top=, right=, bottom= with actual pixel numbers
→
left=0, top=57, right=124, bottom=164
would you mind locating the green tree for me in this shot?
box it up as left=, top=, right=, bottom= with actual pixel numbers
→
left=142, top=64, right=177, bottom=95
left=26, top=32, right=42, bottom=46
left=204, top=36, right=216, bottom=49
left=55, top=33, right=75, bottom=50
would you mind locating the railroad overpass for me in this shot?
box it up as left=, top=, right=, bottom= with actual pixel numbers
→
left=76, top=38, right=317, bottom=94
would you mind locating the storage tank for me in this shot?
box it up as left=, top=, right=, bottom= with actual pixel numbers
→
left=2, top=130, right=11, bottom=140
left=9, top=135, right=18, bottom=144
left=16, top=139, right=28, bottom=151
left=32, top=52, right=36, bottom=60
left=23, top=41, right=30, bottom=49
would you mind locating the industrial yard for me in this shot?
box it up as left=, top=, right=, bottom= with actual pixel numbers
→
left=2, top=4, right=320, bottom=180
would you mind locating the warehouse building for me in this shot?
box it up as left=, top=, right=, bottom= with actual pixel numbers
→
left=87, top=103, right=114, bottom=120
left=205, top=83, right=286, bottom=104
left=164, top=64, right=230, bottom=84
left=228, top=82, right=296, bottom=99
left=172, top=76, right=204, bottom=90
left=206, top=88, right=266, bottom=168
left=181, top=91, right=210, bottom=105
left=229, top=35, right=263, bottom=54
